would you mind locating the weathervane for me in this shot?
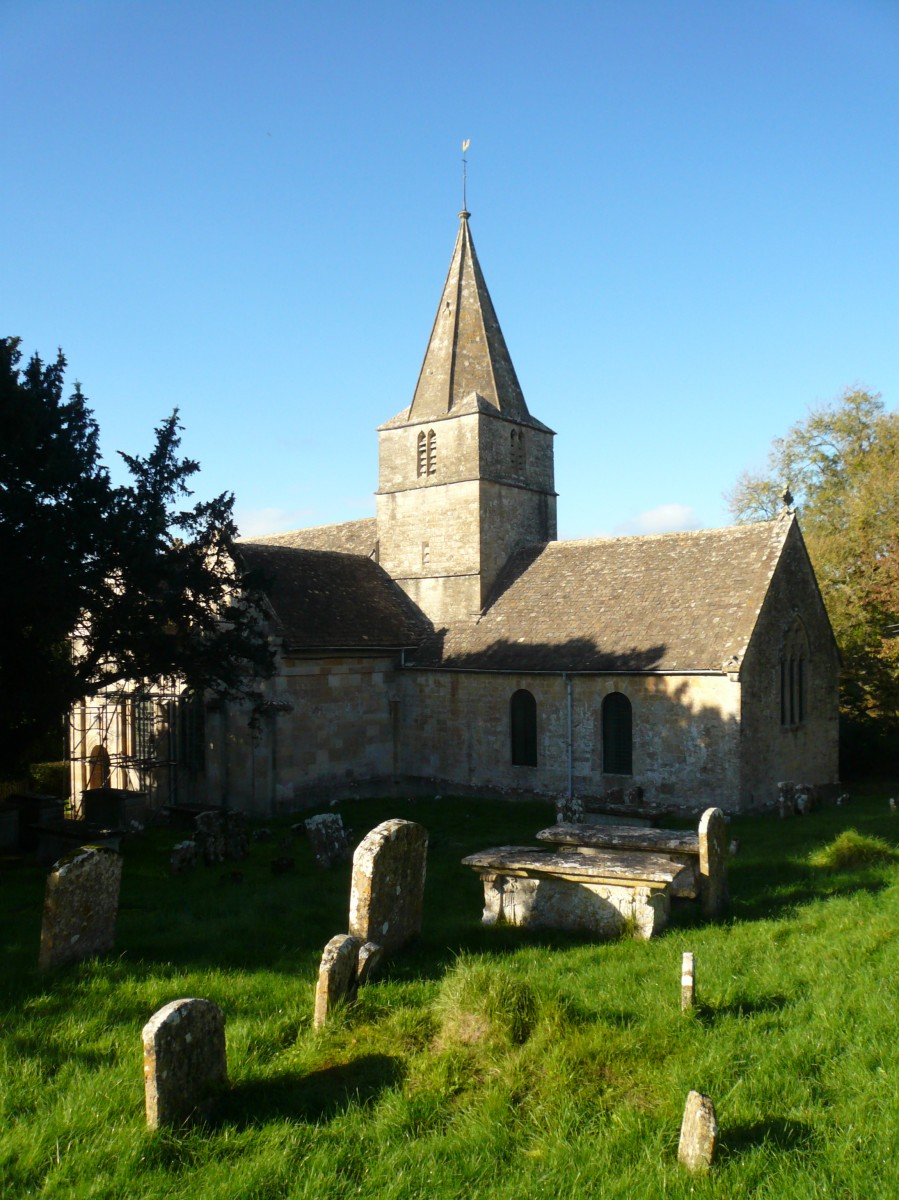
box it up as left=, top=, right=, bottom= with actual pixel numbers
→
left=461, top=139, right=471, bottom=213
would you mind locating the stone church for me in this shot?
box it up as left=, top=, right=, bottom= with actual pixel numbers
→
left=70, top=210, right=840, bottom=815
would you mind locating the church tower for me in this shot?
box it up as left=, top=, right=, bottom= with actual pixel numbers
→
left=376, top=211, right=556, bottom=626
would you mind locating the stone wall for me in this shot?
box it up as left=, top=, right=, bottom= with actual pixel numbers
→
left=395, top=668, right=743, bottom=812
left=739, top=521, right=840, bottom=808
left=199, top=653, right=399, bottom=815
left=376, top=411, right=556, bottom=624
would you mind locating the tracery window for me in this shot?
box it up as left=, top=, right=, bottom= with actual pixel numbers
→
left=780, top=619, right=809, bottom=726
left=510, top=689, right=538, bottom=766
left=602, top=692, right=633, bottom=775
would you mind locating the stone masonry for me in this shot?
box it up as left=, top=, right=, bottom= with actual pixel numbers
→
left=349, top=819, right=428, bottom=953
left=38, top=845, right=123, bottom=970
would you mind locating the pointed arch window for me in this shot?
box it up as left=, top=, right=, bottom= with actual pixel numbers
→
left=781, top=619, right=809, bottom=726
left=510, top=689, right=538, bottom=766
left=417, top=431, right=427, bottom=477
left=602, top=692, right=633, bottom=775
left=427, top=428, right=437, bottom=475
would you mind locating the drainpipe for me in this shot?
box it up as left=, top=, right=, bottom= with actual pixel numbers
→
left=564, top=672, right=573, bottom=805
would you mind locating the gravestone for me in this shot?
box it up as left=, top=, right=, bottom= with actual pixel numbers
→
left=678, top=1090, right=717, bottom=1172
left=194, top=811, right=225, bottom=865
left=313, top=935, right=384, bottom=1029
left=698, top=808, right=728, bottom=918
left=681, top=951, right=695, bottom=1011
left=348, top=819, right=428, bottom=953
left=170, top=840, right=197, bottom=873
left=313, top=934, right=362, bottom=1029
left=142, top=998, right=227, bottom=1129
left=223, top=811, right=249, bottom=860
left=305, top=812, right=351, bottom=869
left=38, top=845, right=122, bottom=970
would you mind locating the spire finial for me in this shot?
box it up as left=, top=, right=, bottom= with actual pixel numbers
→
left=461, top=139, right=471, bottom=216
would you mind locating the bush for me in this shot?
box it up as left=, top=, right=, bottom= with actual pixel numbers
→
left=29, top=761, right=69, bottom=799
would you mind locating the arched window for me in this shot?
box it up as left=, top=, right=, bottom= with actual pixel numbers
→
left=87, top=744, right=111, bottom=790
left=427, top=429, right=437, bottom=475
left=780, top=619, right=809, bottom=726
left=510, top=689, right=538, bottom=766
left=602, top=692, right=632, bottom=775
left=417, top=431, right=427, bottom=477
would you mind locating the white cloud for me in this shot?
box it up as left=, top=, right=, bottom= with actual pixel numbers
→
left=234, top=507, right=316, bottom=538
left=614, top=503, right=701, bottom=536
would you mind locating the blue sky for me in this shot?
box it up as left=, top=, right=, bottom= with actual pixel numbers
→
left=4, top=0, right=897, bottom=540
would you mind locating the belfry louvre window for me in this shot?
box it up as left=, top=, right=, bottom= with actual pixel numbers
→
left=417, top=429, right=437, bottom=477
left=510, top=689, right=538, bottom=766
left=602, top=692, right=633, bottom=775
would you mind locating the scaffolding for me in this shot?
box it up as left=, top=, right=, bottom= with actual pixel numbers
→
left=67, top=682, right=204, bottom=813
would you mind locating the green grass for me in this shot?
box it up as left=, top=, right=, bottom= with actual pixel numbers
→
left=3, top=787, right=899, bottom=1198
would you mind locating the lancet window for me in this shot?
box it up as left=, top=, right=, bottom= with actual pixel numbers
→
left=780, top=619, right=809, bottom=726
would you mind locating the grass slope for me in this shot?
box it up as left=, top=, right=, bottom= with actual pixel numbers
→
left=2, top=787, right=899, bottom=1198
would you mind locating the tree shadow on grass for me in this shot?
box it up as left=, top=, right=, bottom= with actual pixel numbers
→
left=718, top=1117, right=816, bottom=1160
left=218, top=1053, right=404, bottom=1127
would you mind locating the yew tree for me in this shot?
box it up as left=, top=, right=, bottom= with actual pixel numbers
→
left=0, top=337, right=273, bottom=773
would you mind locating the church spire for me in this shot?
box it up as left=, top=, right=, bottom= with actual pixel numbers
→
left=407, top=211, right=534, bottom=425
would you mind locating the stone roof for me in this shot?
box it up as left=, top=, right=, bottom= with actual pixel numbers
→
left=237, top=537, right=428, bottom=651
left=379, top=212, right=551, bottom=433
left=409, top=516, right=794, bottom=673
left=243, top=517, right=377, bottom=557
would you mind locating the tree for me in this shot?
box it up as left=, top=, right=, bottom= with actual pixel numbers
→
left=0, top=338, right=274, bottom=773
left=727, top=388, right=899, bottom=763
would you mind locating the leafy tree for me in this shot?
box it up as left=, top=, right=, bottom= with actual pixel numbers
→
left=728, top=388, right=899, bottom=764
left=0, top=338, right=273, bottom=773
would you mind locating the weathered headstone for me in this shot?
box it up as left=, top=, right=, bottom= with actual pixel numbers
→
left=305, top=812, right=351, bottom=869
left=698, top=808, right=728, bottom=918
left=357, top=940, right=383, bottom=986
left=678, top=1090, right=717, bottom=1172
left=313, top=935, right=384, bottom=1029
left=681, top=951, right=695, bottom=1011
left=38, top=846, right=122, bottom=970
left=194, top=811, right=225, bottom=865
left=313, top=934, right=362, bottom=1029
left=889, top=797, right=897, bottom=814
left=348, top=819, right=428, bottom=953
left=223, top=810, right=249, bottom=861
left=142, top=998, right=227, bottom=1129
left=170, top=839, right=197, bottom=873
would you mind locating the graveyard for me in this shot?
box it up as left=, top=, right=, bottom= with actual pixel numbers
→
left=2, top=787, right=899, bottom=1198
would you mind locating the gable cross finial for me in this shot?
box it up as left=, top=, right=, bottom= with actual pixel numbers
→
left=461, top=139, right=471, bottom=217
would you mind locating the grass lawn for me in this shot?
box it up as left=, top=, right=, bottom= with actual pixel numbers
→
left=2, top=785, right=899, bottom=1198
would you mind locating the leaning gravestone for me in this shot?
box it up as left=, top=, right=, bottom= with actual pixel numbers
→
left=698, top=808, right=728, bottom=918
left=142, top=999, right=227, bottom=1129
left=38, top=846, right=122, bottom=970
left=313, top=934, right=362, bottom=1029
left=678, top=1090, right=717, bottom=1172
left=348, top=819, right=428, bottom=953
left=305, top=812, right=351, bottom=869
left=313, top=935, right=384, bottom=1029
